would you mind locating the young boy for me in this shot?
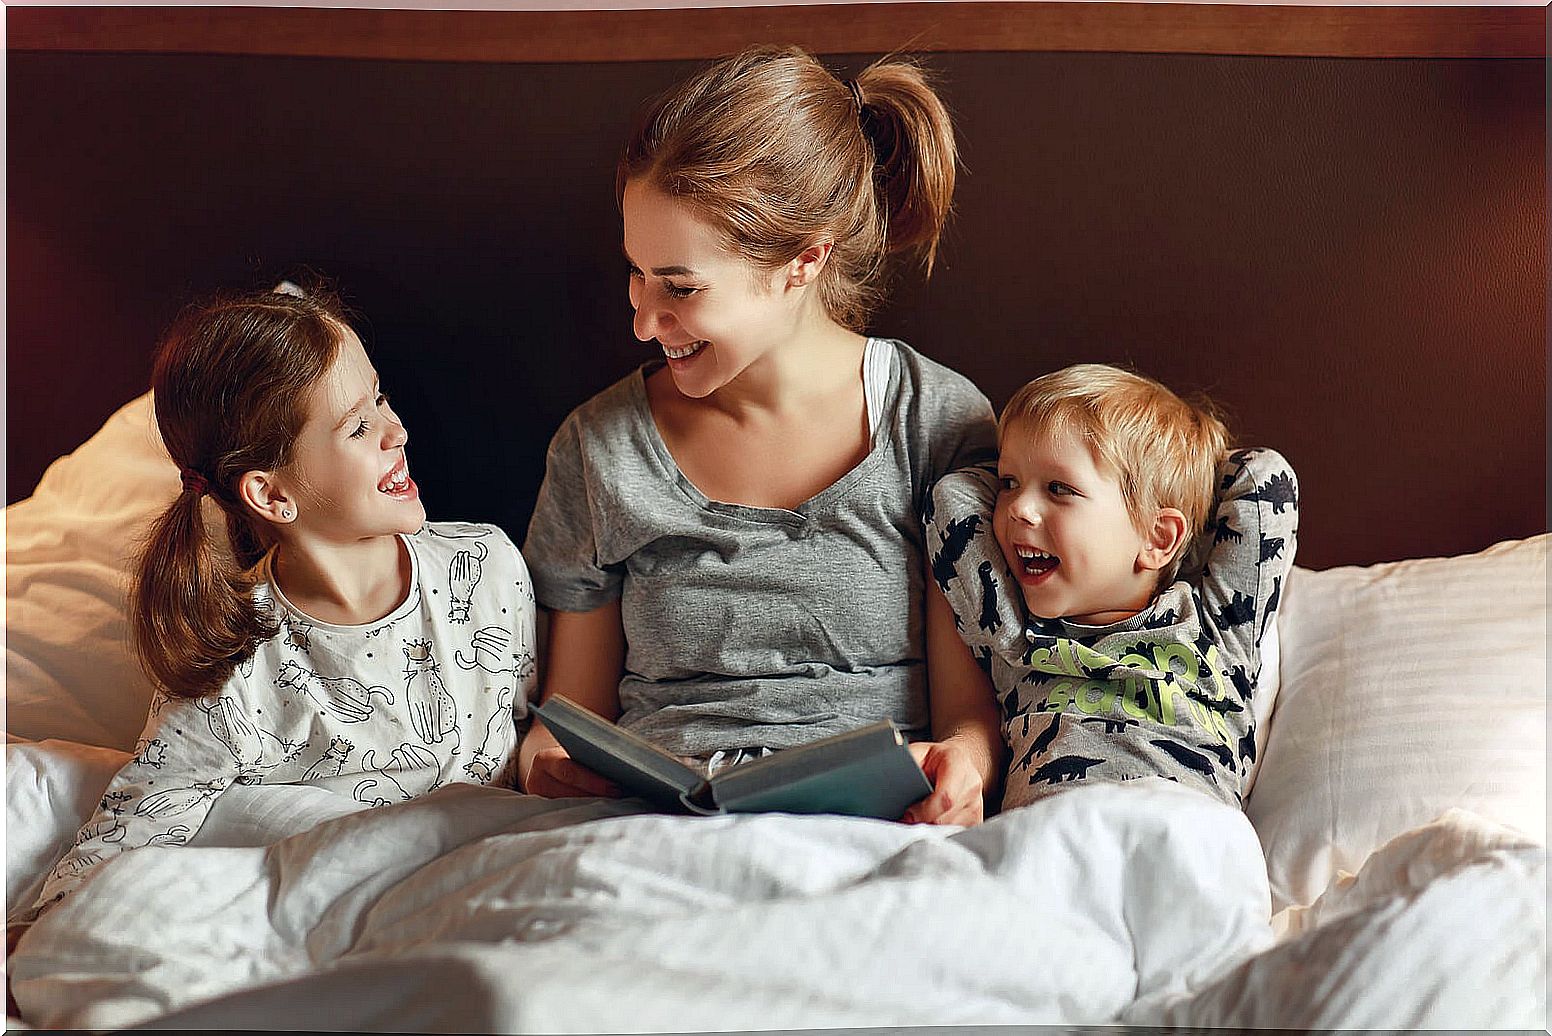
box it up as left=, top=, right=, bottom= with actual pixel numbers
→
left=925, top=364, right=1299, bottom=811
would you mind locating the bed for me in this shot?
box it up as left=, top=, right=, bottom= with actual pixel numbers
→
left=6, top=2, right=1547, bottom=1031
left=5, top=391, right=1546, bottom=1030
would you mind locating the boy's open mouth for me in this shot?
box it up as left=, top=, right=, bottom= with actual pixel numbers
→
left=1014, top=545, right=1060, bottom=577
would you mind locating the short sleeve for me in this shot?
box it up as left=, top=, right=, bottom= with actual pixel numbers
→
left=923, top=466, right=1027, bottom=660
left=522, top=413, right=624, bottom=612
left=917, top=365, right=997, bottom=506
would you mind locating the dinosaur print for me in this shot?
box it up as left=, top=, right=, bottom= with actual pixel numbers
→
left=1198, top=738, right=1236, bottom=770
left=1260, top=576, right=1283, bottom=640
left=1185, top=687, right=1244, bottom=714
left=1214, top=591, right=1257, bottom=630
left=930, top=513, right=983, bottom=595
left=1148, top=739, right=1217, bottom=782
left=1246, top=470, right=1298, bottom=513
left=1228, top=665, right=1255, bottom=701
left=1014, top=713, right=1064, bottom=772
left=1028, top=754, right=1105, bottom=785
left=1237, top=725, right=1258, bottom=766
left=976, top=560, right=1003, bottom=633
left=1080, top=716, right=1139, bottom=734
left=931, top=447, right=1299, bottom=810
left=1210, top=515, right=1243, bottom=545
left=1258, top=535, right=1285, bottom=565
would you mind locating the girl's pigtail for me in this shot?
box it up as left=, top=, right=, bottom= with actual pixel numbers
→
left=854, top=58, right=958, bottom=275
left=130, top=483, right=275, bottom=700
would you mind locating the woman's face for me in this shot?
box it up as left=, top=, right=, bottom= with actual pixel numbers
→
left=622, top=179, right=803, bottom=399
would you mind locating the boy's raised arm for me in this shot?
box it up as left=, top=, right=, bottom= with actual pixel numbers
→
left=1194, top=447, right=1301, bottom=692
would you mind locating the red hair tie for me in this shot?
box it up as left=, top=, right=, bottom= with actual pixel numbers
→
left=179, top=468, right=210, bottom=497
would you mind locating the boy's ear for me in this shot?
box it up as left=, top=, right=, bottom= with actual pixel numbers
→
left=239, top=470, right=297, bottom=527
left=1137, top=507, right=1188, bottom=573
left=784, top=239, right=834, bottom=289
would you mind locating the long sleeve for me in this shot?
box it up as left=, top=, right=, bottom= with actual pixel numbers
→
left=30, top=683, right=247, bottom=916
left=1193, top=447, right=1301, bottom=686
left=923, top=465, right=1028, bottom=661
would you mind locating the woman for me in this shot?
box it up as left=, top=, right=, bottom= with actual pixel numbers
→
left=519, top=45, right=1001, bottom=824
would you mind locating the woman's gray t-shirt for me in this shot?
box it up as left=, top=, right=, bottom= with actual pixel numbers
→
left=523, top=339, right=997, bottom=758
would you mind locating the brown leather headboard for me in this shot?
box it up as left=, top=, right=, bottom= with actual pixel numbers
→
left=8, top=5, right=1545, bottom=569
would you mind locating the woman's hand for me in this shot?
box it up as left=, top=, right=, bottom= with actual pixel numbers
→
left=520, top=740, right=622, bottom=799
left=903, top=740, right=984, bottom=826
left=914, top=553, right=1006, bottom=825
left=519, top=601, right=628, bottom=798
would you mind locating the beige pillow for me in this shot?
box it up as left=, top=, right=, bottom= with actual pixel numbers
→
left=1248, top=536, right=1547, bottom=912
left=5, top=393, right=197, bottom=750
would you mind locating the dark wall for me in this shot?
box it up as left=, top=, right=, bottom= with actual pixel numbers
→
left=8, top=50, right=1545, bottom=568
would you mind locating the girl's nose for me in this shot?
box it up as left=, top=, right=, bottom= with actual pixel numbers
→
left=384, top=414, right=408, bottom=450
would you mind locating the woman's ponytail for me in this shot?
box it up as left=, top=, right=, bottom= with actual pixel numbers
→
left=853, top=57, right=958, bottom=275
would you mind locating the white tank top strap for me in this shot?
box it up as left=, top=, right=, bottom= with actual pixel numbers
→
left=862, top=337, right=891, bottom=437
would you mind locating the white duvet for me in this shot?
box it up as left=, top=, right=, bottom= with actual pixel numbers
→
left=10, top=778, right=1545, bottom=1032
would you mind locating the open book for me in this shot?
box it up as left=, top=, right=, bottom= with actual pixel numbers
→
left=533, top=695, right=932, bottom=819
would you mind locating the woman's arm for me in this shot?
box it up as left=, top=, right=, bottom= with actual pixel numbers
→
left=905, top=565, right=1005, bottom=826
left=518, top=599, right=627, bottom=798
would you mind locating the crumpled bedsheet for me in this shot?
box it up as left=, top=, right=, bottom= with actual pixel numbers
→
left=9, top=778, right=1543, bottom=1032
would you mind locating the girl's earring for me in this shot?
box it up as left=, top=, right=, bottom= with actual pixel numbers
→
left=281, top=508, right=293, bottom=520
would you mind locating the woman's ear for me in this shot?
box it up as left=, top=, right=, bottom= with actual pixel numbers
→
left=785, top=239, right=834, bottom=289
left=239, top=470, right=297, bottom=526
left=1137, top=507, right=1188, bottom=573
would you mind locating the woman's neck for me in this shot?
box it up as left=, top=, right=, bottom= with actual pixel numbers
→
left=271, top=533, right=410, bottom=626
left=709, top=314, right=866, bottom=422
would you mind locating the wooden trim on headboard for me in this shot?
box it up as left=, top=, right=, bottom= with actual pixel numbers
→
left=8, top=4, right=1545, bottom=62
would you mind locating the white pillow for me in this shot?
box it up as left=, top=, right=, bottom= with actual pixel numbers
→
left=1247, top=535, right=1548, bottom=912
left=5, top=393, right=195, bottom=750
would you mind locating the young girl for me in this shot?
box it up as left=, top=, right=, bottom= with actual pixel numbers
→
left=519, top=45, right=1002, bottom=824
left=21, top=285, right=537, bottom=921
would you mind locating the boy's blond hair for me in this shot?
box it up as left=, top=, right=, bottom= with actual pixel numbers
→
left=999, top=364, right=1230, bottom=585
